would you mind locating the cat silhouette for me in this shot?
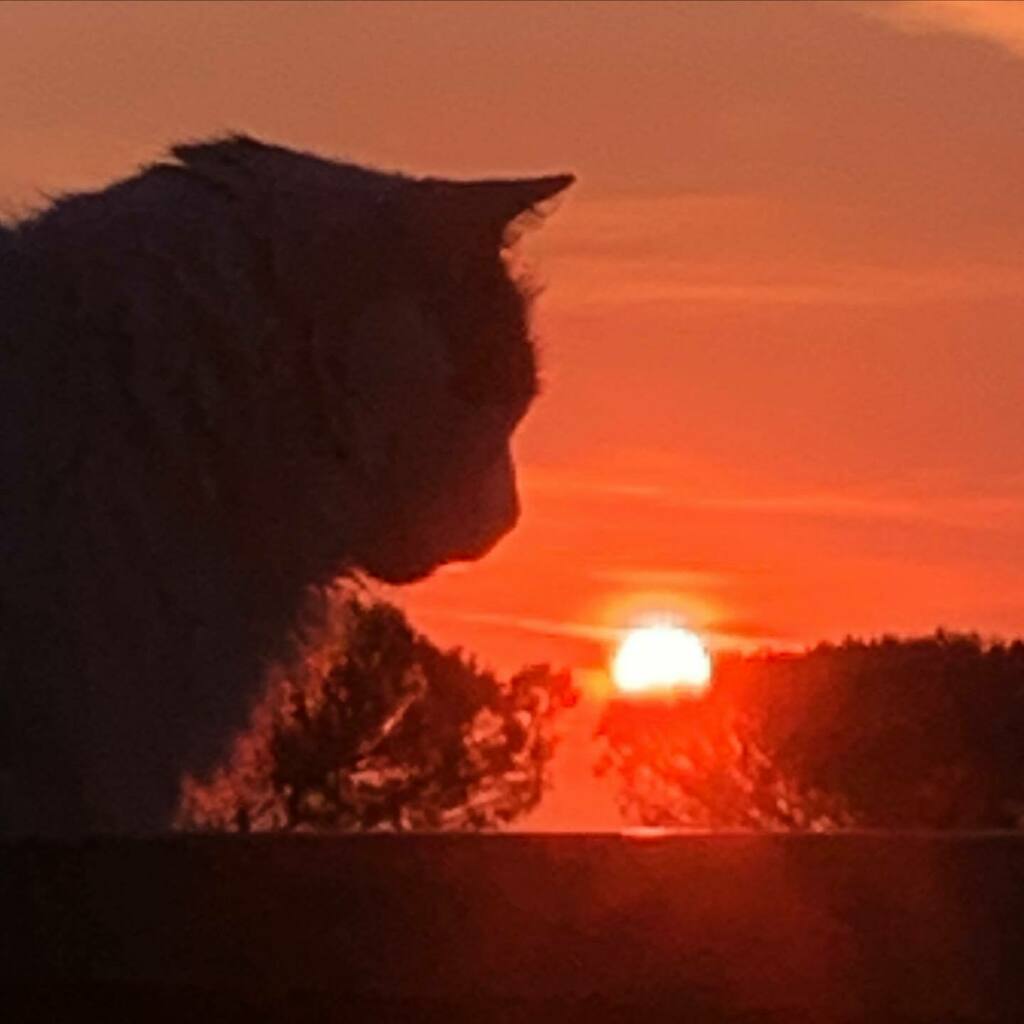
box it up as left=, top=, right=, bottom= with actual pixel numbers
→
left=0, top=135, right=572, bottom=834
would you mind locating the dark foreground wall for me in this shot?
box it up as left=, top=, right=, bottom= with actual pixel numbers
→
left=6, top=833, right=1024, bottom=1022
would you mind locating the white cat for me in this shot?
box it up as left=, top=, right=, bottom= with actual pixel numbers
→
left=0, top=135, right=572, bottom=835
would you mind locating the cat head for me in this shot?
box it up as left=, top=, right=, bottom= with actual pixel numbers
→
left=170, top=136, right=573, bottom=583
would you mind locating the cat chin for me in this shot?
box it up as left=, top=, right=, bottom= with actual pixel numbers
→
left=359, top=553, right=445, bottom=586
left=359, top=535, right=505, bottom=586
left=373, top=566, right=437, bottom=586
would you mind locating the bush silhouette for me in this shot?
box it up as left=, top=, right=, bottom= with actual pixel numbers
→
left=178, top=590, right=576, bottom=831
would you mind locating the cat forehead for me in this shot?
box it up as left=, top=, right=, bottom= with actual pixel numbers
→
left=170, top=134, right=574, bottom=216
left=171, top=135, right=403, bottom=194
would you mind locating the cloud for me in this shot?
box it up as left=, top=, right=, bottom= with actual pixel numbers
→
left=525, top=462, right=1024, bottom=534
left=540, top=192, right=1024, bottom=316
left=686, top=491, right=1024, bottom=534
left=587, top=567, right=746, bottom=590
left=521, top=466, right=670, bottom=501
left=520, top=468, right=671, bottom=505
left=437, top=604, right=791, bottom=654
left=553, top=255, right=1024, bottom=310
left=700, top=619, right=798, bottom=652
left=862, top=1, right=1024, bottom=59
left=452, top=611, right=622, bottom=644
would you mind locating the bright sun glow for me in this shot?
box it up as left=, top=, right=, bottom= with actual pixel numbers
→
left=612, top=625, right=712, bottom=697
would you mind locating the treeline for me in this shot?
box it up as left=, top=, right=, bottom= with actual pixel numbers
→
left=599, top=632, right=1024, bottom=829
left=183, top=612, right=1024, bottom=832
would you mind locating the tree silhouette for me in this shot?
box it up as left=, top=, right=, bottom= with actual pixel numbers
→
left=178, top=591, right=576, bottom=831
left=599, top=632, right=1024, bottom=830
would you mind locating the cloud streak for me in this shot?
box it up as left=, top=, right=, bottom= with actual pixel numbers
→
left=523, top=465, right=1024, bottom=534
left=451, top=611, right=622, bottom=644
left=552, top=254, right=1024, bottom=309
left=417, top=607, right=789, bottom=656
left=587, top=567, right=743, bottom=590
left=862, top=1, right=1024, bottom=60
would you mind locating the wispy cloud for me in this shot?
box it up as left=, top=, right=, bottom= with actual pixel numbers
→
left=700, top=620, right=798, bottom=653
left=861, top=1, right=1024, bottom=60
left=521, top=466, right=670, bottom=501
left=587, top=567, right=744, bottom=590
left=415, top=607, right=788, bottom=654
left=552, top=257, right=1024, bottom=309
left=686, top=491, right=1024, bottom=533
left=540, top=193, right=1024, bottom=312
left=523, top=464, right=1024, bottom=533
left=451, top=611, right=621, bottom=644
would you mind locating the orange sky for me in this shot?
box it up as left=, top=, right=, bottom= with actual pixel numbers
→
left=5, top=0, right=1024, bottom=686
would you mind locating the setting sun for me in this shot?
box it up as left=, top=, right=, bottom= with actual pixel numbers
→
left=612, top=625, right=712, bottom=697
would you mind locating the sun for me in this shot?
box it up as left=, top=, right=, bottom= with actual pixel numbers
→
left=612, top=624, right=712, bottom=697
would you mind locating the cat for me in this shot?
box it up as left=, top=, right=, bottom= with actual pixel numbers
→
left=0, top=134, right=572, bottom=835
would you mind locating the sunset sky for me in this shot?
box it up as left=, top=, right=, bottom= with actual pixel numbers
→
left=4, top=0, right=1024, bottom=687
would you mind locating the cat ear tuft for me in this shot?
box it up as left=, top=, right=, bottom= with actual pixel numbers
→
left=414, top=173, right=575, bottom=250
left=455, top=174, right=576, bottom=226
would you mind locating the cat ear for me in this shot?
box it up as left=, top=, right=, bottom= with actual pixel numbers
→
left=410, top=174, right=575, bottom=249
left=450, top=174, right=576, bottom=227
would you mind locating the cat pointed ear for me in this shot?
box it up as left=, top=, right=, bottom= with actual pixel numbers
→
left=454, top=174, right=576, bottom=228
left=411, top=173, right=575, bottom=250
